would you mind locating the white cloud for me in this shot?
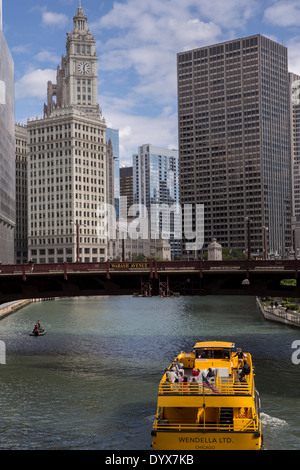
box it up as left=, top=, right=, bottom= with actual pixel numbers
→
left=94, top=0, right=259, bottom=111
left=34, top=50, right=61, bottom=64
left=103, top=102, right=178, bottom=162
left=11, top=44, right=32, bottom=55
left=11, top=0, right=266, bottom=160
left=95, top=0, right=223, bottom=112
left=264, top=1, right=300, bottom=27
left=197, top=0, right=260, bottom=29
left=287, top=37, right=300, bottom=75
left=15, top=68, right=56, bottom=100
left=42, top=11, right=69, bottom=28
left=91, top=0, right=224, bottom=159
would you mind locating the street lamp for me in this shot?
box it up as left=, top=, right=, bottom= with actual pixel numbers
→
left=245, top=217, right=252, bottom=260
left=262, top=226, right=268, bottom=260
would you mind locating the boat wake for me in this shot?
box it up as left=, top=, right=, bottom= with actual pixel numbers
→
left=261, top=412, right=288, bottom=429
left=145, top=414, right=156, bottom=422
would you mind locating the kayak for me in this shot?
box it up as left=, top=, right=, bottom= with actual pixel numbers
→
left=30, top=329, right=46, bottom=336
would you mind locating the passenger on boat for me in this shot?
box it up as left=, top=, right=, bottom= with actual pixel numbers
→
left=165, top=369, right=177, bottom=383
left=172, top=378, right=181, bottom=391
left=191, top=377, right=201, bottom=393
left=234, top=348, right=245, bottom=367
left=239, top=360, right=251, bottom=381
left=180, top=376, right=189, bottom=392
left=192, top=368, right=200, bottom=376
left=191, top=374, right=202, bottom=384
left=206, top=368, right=215, bottom=378
left=171, top=361, right=184, bottom=377
left=174, top=359, right=184, bottom=369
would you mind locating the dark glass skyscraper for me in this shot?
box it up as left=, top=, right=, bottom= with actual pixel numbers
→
left=178, top=34, right=292, bottom=257
left=120, top=166, right=133, bottom=215
left=0, top=11, right=15, bottom=263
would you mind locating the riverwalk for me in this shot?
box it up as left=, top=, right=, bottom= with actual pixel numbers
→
left=256, top=297, right=300, bottom=328
left=0, top=300, right=32, bottom=320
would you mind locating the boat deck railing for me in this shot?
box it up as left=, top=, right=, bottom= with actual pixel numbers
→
left=153, top=418, right=259, bottom=433
left=159, top=375, right=253, bottom=396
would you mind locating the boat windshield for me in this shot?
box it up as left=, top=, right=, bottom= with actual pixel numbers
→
left=195, top=348, right=231, bottom=359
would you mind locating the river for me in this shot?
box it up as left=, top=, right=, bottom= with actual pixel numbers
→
left=0, top=295, right=299, bottom=450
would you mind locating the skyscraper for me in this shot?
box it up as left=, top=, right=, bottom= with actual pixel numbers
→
left=178, top=34, right=292, bottom=257
left=27, top=4, right=107, bottom=263
left=15, top=123, right=28, bottom=264
left=106, top=128, right=120, bottom=218
left=133, top=144, right=180, bottom=256
left=120, top=166, right=133, bottom=215
left=290, top=72, right=300, bottom=256
left=0, top=1, right=15, bottom=263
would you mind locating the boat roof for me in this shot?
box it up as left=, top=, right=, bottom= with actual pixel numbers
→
left=193, top=341, right=235, bottom=349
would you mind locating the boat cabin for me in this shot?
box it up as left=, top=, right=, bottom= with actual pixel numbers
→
left=194, top=341, right=234, bottom=359
left=193, top=341, right=236, bottom=376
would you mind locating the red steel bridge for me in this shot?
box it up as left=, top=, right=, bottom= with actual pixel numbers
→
left=0, top=259, right=300, bottom=302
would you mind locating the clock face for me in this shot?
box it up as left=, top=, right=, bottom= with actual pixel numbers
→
left=78, top=62, right=90, bottom=75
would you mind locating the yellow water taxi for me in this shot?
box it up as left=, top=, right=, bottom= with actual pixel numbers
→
left=151, top=341, right=263, bottom=450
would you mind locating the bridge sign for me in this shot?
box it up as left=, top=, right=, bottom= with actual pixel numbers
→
left=109, top=262, right=150, bottom=269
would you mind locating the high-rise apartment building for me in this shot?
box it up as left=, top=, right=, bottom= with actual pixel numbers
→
left=0, top=2, right=15, bottom=263
left=133, top=144, right=180, bottom=256
left=290, top=72, right=300, bottom=256
left=15, top=123, right=28, bottom=264
left=27, top=4, right=107, bottom=264
left=178, top=34, right=292, bottom=257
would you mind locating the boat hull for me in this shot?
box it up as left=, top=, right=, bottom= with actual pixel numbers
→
left=152, top=430, right=262, bottom=450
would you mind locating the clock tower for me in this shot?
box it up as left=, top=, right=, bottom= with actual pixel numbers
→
left=29, top=2, right=108, bottom=265
left=44, top=2, right=100, bottom=118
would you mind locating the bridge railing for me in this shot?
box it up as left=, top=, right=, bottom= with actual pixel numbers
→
left=0, top=262, right=107, bottom=275
left=156, top=259, right=300, bottom=272
left=0, top=259, right=299, bottom=275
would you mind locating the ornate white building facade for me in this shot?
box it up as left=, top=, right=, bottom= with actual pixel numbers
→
left=27, top=4, right=108, bottom=263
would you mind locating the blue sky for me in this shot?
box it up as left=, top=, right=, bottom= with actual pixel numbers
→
left=3, top=0, right=300, bottom=164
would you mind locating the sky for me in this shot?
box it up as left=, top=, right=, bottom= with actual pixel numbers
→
left=3, top=0, right=300, bottom=165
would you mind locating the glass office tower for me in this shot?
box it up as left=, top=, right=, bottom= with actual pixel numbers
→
left=133, top=144, right=180, bottom=256
left=178, top=34, right=292, bottom=257
left=0, top=12, right=15, bottom=263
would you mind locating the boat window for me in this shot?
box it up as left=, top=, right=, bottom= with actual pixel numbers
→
left=195, top=348, right=205, bottom=358
left=195, top=348, right=231, bottom=359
